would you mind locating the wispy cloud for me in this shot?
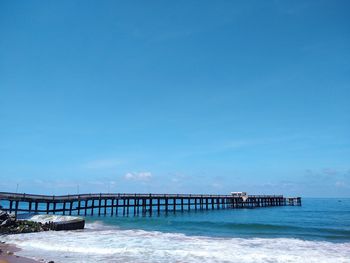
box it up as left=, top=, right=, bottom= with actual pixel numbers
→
left=335, top=181, right=349, bottom=188
left=124, top=172, right=153, bottom=181
left=181, top=134, right=308, bottom=158
left=304, top=168, right=349, bottom=180
left=83, top=158, right=122, bottom=170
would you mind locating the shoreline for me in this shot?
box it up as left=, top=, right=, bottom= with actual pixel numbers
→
left=0, top=242, right=41, bottom=263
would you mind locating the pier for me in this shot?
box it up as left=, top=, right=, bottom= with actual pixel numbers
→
left=0, top=192, right=301, bottom=217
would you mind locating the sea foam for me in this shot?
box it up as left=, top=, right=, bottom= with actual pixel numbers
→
left=2, top=222, right=350, bottom=263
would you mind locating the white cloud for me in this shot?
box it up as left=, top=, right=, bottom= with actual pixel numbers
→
left=335, top=181, right=348, bottom=188
left=124, top=172, right=152, bottom=181
left=211, top=183, right=222, bottom=189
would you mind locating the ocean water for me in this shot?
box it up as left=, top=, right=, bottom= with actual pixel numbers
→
left=1, top=198, right=350, bottom=263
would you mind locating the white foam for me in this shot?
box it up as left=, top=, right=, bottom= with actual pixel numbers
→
left=2, top=223, right=350, bottom=263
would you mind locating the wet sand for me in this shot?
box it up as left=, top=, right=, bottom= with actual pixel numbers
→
left=0, top=243, right=40, bottom=263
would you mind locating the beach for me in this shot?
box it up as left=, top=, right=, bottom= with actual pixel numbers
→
left=0, top=243, right=39, bottom=263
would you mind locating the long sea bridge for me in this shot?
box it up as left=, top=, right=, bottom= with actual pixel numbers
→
left=0, top=192, right=301, bottom=217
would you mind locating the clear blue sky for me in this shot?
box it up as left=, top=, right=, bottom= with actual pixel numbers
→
left=0, top=0, right=349, bottom=197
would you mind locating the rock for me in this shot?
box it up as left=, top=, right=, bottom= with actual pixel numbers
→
left=0, top=210, right=83, bottom=234
left=6, top=251, right=14, bottom=255
left=20, top=215, right=85, bottom=231
left=9, top=213, right=16, bottom=219
left=48, top=261, right=55, bottom=263
left=0, top=219, right=11, bottom=227
left=0, top=210, right=8, bottom=221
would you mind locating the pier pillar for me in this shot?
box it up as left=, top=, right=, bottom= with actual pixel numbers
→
left=165, top=198, right=168, bottom=214
left=157, top=198, right=160, bottom=214
left=77, top=200, right=81, bottom=215
left=127, top=198, right=130, bottom=216
left=122, top=199, right=126, bottom=216
left=98, top=198, right=102, bottom=216
left=104, top=199, right=107, bottom=216
left=69, top=201, right=73, bottom=215
left=91, top=200, right=94, bottom=216
left=15, top=201, right=19, bottom=216
left=63, top=202, right=67, bottom=215
left=149, top=198, right=153, bottom=216
left=84, top=200, right=87, bottom=216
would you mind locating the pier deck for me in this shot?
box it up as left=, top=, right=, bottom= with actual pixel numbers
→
left=0, top=192, right=301, bottom=216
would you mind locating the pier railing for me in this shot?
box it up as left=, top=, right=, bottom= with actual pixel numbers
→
left=0, top=192, right=301, bottom=217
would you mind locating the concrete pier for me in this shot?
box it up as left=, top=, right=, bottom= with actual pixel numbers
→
left=0, top=192, right=301, bottom=217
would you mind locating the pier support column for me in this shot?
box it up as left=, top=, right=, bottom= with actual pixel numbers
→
left=157, top=198, right=161, bottom=214
left=127, top=198, right=130, bottom=216
left=9, top=201, right=13, bottom=213
left=149, top=198, right=153, bottom=216
left=104, top=199, right=107, bottom=216
left=98, top=198, right=102, bottom=216
left=165, top=198, right=168, bottom=214
left=69, top=201, right=73, bottom=215
left=84, top=200, right=87, bottom=216
left=91, top=200, right=95, bottom=216
left=77, top=200, right=81, bottom=216
left=63, top=202, right=66, bottom=215
left=14, top=201, right=19, bottom=217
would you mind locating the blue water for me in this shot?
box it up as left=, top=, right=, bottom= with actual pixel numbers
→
left=2, top=198, right=350, bottom=262
left=85, top=198, right=350, bottom=242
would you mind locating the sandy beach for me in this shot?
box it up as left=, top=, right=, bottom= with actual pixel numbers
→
left=0, top=243, right=40, bottom=263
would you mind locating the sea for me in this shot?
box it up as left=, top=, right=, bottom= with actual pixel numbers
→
left=1, top=198, right=350, bottom=263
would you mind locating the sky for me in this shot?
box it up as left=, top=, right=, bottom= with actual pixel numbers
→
left=0, top=0, right=349, bottom=197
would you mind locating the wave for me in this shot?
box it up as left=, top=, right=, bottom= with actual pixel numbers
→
left=96, top=217, right=350, bottom=240
left=2, top=222, right=350, bottom=263
left=168, top=220, right=350, bottom=236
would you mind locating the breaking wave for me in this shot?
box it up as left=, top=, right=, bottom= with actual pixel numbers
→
left=2, top=222, right=350, bottom=263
